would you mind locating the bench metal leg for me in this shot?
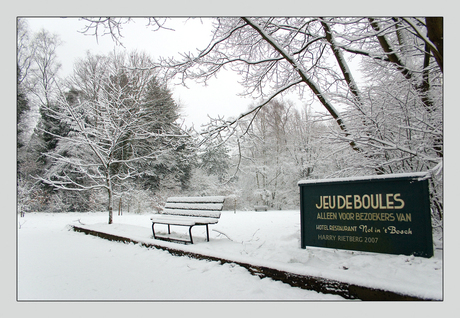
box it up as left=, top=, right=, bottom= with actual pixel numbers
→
left=151, top=222, right=212, bottom=244
left=189, top=226, right=194, bottom=244
left=188, top=224, right=210, bottom=243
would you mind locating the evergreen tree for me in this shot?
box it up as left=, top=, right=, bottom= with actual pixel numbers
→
left=199, top=143, right=230, bottom=183
left=35, top=99, right=71, bottom=166
left=17, top=66, right=30, bottom=152
left=133, top=76, right=195, bottom=191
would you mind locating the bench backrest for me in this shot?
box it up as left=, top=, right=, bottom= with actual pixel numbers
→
left=163, top=196, right=226, bottom=218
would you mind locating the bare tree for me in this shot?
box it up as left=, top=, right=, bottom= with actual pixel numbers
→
left=322, top=17, right=443, bottom=219
left=27, top=29, right=63, bottom=108
left=17, top=22, right=65, bottom=215
left=17, top=18, right=35, bottom=86
left=79, top=17, right=442, bottom=218
left=79, top=17, right=441, bottom=155
left=39, top=52, right=191, bottom=223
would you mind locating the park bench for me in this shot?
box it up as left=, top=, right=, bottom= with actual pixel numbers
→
left=150, top=196, right=226, bottom=244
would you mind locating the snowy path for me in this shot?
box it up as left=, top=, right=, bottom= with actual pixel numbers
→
left=17, top=211, right=442, bottom=301
left=17, top=213, right=344, bottom=300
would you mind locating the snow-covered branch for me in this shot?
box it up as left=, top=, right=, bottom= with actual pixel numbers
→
left=37, top=51, right=195, bottom=223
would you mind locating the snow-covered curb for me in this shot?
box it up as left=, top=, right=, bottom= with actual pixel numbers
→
left=71, top=224, right=430, bottom=300
left=70, top=214, right=442, bottom=301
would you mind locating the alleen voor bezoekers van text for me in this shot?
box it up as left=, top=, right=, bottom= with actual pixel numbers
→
left=313, top=193, right=413, bottom=243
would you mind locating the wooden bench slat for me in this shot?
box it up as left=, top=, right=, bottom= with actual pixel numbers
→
left=165, top=202, right=224, bottom=211
left=150, top=215, right=220, bottom=226
left=167, top=196, right=225, bottom=203
left=162, top=208, right=221, bottom=218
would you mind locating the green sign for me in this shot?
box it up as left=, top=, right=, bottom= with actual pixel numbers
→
left=299, top=173, right=433, bottom=257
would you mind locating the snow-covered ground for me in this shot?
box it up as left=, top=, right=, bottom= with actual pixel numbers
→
left=17, top=210, right=442, bottom=301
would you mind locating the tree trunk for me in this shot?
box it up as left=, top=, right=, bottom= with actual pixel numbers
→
left=368, top=18, right=412, bottom=80
left=425, top=17, right=443, bottom=72
left=108, top=206, right=113, bottom=224
left=107, top=186, right=113, bottom=224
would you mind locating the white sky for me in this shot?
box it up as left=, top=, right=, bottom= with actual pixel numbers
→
left=25, top=17, right=253, bottom=129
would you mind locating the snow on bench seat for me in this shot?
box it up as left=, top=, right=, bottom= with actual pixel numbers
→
left=165, top=202, right=224, bottom=212
left=149, top=214, right=220, bottom=226
left=150, top=196, right=225, bottom=244
left=161, top=208, right=222, bottom=218
left=167, top=196, right=226, bottom=203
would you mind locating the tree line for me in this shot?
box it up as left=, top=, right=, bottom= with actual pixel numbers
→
left=17, top=21, right=196, bottom=223
left=17, top=17, right=443, bottom=227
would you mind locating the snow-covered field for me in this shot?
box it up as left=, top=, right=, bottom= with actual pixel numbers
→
left=17, top=210, right=442, bottom=302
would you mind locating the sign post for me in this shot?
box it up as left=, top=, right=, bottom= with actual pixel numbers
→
left=299, top=173, right=433, bottom=257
